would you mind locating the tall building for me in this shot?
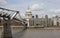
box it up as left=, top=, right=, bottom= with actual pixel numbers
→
left=45, top=15, right=48, bottom=19
left=32, top=16, right=34, bottom=18
left=36, top=14, right=38, bottom=18
left=45, top=15, right=48, bottom=27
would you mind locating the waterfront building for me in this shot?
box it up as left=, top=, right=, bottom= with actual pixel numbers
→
left=24, top=7, right=44, bottom=27
left=29, top=18, right=44, bottom=27
left=25, top=17, right=53, bottom=27
left=24, top=8, right=53, bottom=27
left=51, top=16, right=60, bottom=27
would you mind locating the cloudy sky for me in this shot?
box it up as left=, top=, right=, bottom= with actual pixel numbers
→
left=0, top=0, right=60, bottom=18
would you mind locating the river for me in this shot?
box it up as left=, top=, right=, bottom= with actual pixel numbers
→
left=0, top=28, right=60, bottom=38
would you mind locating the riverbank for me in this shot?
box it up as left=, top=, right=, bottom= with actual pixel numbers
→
left=0, top=26, right=60, bottom=30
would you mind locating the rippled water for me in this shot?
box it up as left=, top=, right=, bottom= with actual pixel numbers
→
left=0, top=28, right=60, bottom=38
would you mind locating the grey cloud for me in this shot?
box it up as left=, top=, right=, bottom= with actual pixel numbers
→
left=0, top=0, right=7, bottom=6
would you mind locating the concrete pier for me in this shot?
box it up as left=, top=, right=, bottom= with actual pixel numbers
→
left=2, top=17, right=12, bottom=38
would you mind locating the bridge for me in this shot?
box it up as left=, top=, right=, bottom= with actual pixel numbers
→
left=0, top=7, right=27, bottom=38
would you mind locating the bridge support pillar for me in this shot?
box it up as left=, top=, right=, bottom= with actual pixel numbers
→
left=2, top=16, right=12, bottom=38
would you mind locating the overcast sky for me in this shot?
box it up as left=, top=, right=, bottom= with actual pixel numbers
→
left=0, top=0, right=60, bottom=18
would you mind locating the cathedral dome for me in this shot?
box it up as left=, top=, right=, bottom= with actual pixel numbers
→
left=26, top=9, right=32, bottom=13
left=25, top=7, right=32, bottom=19
left=26, top=10, right=31, bottom=13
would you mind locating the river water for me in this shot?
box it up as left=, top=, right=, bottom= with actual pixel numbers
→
left=0, top=28, right=60, bottom=38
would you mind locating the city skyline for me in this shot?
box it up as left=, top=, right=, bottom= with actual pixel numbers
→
left=0, top=0, right=60, bottom=18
